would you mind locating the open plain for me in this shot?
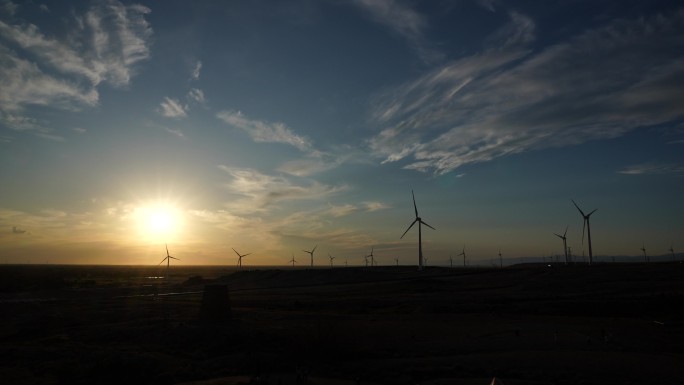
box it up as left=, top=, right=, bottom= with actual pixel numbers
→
left=1, top=263, right=683, bottom=385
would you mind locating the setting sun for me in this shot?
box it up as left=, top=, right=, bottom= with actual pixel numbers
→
left=134, top=203, right=184, bottom=243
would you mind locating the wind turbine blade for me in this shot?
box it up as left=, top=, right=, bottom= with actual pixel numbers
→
left=554, top=233, right=563, bottom=239
left=412, top=190, right=418, bottom=218
left=421, top=220, right=436, bottom=230
left=232, top=248, right=241, bottom=257
left=563, top=226, right=568, bottom=237
left=243, top=253, right=252, bottom=257
left=169, top=256, right=180, bottom=260
left=588, top=209, right=598, bottom=216
left=158, top=257, right=167, bottom=265
left=571, top=199, right=586, bottom=216
left=166, top=244, right=170, bottom=257
left=312, top=245, right=318, bottom=253
left=400, top=219, right=418, bottom=239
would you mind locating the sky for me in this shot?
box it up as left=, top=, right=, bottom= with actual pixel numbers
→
left=1, top=0, right=683, bottom=266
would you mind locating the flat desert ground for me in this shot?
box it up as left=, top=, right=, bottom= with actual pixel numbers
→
left=1, top=262, right=683, bottom=384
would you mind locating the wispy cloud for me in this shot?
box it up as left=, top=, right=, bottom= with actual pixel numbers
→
left=191, top=60, right=202, bottom=80
left=158, top=97, right=187, bottom=118
left=218, top=165, right=346, bottom=214
left=364, top=201, right=390, bottom=211
left=216, top=110, right=312, bottom=152
left=0, top=0, right=152, bottom=128
left=0, top=111, right=65, bottom=141
left=618, top=162, right=684, bottom=175
left=187, top=88, right=205, bottom=104
left=72, top=127, right=87, bottom=134
left=368, top=10, right=684, bottom=174
left=351, top=0, right=441, bottom=63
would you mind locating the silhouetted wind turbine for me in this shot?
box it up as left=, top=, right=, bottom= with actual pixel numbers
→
left=669, top=245, right=676, bottom=261
left=458, top=245, right=466, bottom=267
left=498, top=249, right=503, bottom=269
left=554, top=227, right=569, bottom=265
left=572, top=200, right=597, bottom=265
left=366, top=247, right=375, bottom=267
left=641, top=243, right=648, bottom=263
left=290, top=254, right=297, bottom=267
left=159, top=244, right=180, bottom=278
left=303, top=245, right=317, bottom=267
left=394, top=257, right=399, bottom=267
left=232, top=248, right=251, bottom=268
left=400, top=190, right=435, bottom=271
left=329, top=253, right=335, bottom=268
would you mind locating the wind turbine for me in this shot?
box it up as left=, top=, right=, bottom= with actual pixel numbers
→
left=400, top=190, right=436, bottom=270
left=159, top=244, right=180, bottom=278
left=394, top=257, right=399, bottom=267
left=329, top=253, right=335, bottom=268
left=669, top=245, right=676, bottom=261
left=458, top=245, right=466, bottom=267
left=572, top=200, right=597, bottom=265
left=290, top=254, right=297, bottom=268
left=303, top=245, right=317, bottom=267
left=641, top=243, right=648, bottom=263
left=554, top=227, right=569, bottom=265
left=232, top=248, right=251, bottom=268
left=366, top=247, right=375, bottom=267
left=498, top=249, right=503, bottom=269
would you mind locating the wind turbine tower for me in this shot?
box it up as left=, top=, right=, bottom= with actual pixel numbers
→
left=329, top=253, right=335, bottom=268
left=303, top=245, right=317, bottom=267
left=290, top=254, right=297, bottom=268
left=669, top=245, right=676, bottom=261
left=459, top=245, right=466, bottom=267
left=572, top=200, right=597, bottom=265
left=554, top=227, right=569, bottom=265
left=366, top=247, right=375, bottom=267
left=498, top=249, right=503, bottom=269
left=400, top=190, right=435, bottom=271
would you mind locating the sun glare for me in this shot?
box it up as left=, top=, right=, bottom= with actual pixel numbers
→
left=134, top=202, right=184, bottom=242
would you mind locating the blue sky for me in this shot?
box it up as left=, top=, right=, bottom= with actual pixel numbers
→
left=1, top=0, right=683, bottom=266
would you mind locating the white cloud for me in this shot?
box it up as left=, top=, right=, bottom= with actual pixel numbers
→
left=72, top=127, right=87, bottom=134
left=364, top=201, right=390, bottom=211
left=187, top=88, right=205, bottom=104
left=0, top=0, right=151, bottom=114
left=216, top=110, right=312, bottom=152
left=158, top=97, right=187, bottom=118
left=368, top=10, right=684, bottom=174
left=191, top=60, right=202, bottom=80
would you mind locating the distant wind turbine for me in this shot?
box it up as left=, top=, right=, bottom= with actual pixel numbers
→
left=458, top=245, right=466, bottom=267
left=400, top=190, right=435, bottom=271
left=329, top=253, right=335, bottom=268
left=641, top=243, right=648, bottom=263
left=498, top=249, right=503, bottom=269
left=572, top=200, right=597, bottom=265
left=394, top=257, right=399, bottom=267
left=554, top=227, right=569, bottom=265
left=669, top=245, right=676, bottom=261
left=159, top=244, right=180, bottom=278
left=290, top=254, right=297, bottom=267
left=303, top=245, right=317, bottom=267
left=232, top=248, right=251, bottom=268
left=366, top=247, right=375, bottom=267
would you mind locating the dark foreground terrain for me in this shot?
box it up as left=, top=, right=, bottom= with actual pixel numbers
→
left=1, top=263, right=683, bottom=385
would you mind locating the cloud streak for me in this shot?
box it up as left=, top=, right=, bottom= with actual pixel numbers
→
left=218, top=165, right=346, bottom=214
left=368, top=10, right=684, bottom=174
left=618, top=162, right=684, bottom=175
left=216, top=110, right=312, bottom=152
left=158, top=97, right=187, bottom=118
left=352, top=0, right=441, bottom=63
